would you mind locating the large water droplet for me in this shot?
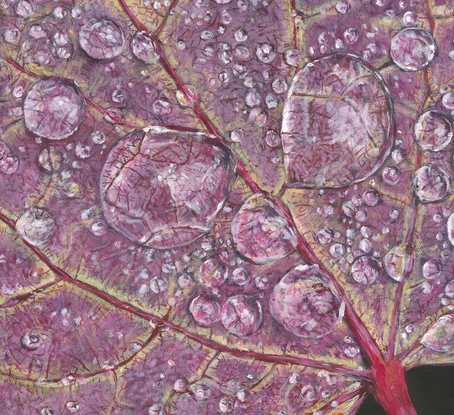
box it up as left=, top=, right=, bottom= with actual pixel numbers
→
left=79, top=18, right=126, bottom=60
left=282, top=54, right=392, bottom=188
left=270, top=265, right=344, bottom=338
left=16, top=208, right=56, bottom=248
left=384, top=245, right=414, bottom=282
left=24, top=78, right=86, bottom=140
left=413, top=165, right=450, bottom=203
left=351, top=256, right=379, bottom=284
left=421, top=313, right=454, bottom=353
left=415, top=111, right=452, bottom=151
left=189, top=295, right=221, bottom=326
left=231, top=194, right=296, bottom=264
left=390, top=28, right=436, bottom=71
left=101, top=128, right=234, bottom=248
left=221, top=294, right=262, bottom=336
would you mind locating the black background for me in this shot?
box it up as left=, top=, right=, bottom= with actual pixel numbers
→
left=356, top=366, right=454, bottom=415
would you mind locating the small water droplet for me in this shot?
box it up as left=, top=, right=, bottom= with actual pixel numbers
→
left=17, top=209, right=56, bottom=247
left=351, top=256, right=379, bottom=284
left=256, top=43, right=276, bottom=63
left=234, top=28, right=248, bottom=42
left=382, top=166, right=401, bottom=185
left=330, top=243, right=345, bottom=258
left=335, top=0, right=350, bottom=14
left=21, top=332, right=42, bottom=350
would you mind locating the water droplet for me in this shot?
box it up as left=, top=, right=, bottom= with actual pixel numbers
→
left=343, top=343, right=360, bottom=358
left=198, top=258, right=228, bottom=287
left=91, top=130, right=105, bottom=144
left=270, top=265, right=344, bottom=338
left=245, top=89, right=260, bottom=107
left=359, top=238, right=372, bottom=253
left=148, top=404, right=163, bottom=415
left=24, top=78, right=86, bottom=140
left=415, top=111, right=452, bottom=151
left=190, top=295, right=220, bottom=326
left=152, top=98, right=172, bottom=115
left=230, top=128, right=244, bottom=142
left=41, top=408, right=54, bottom=415
left=384, top=245, right=414, bottom=282
left=355, top=210, right=368, bottom=223
left=272, top=78, right=288, bottom=95
left=382, top=166, right=401, bottom=185
left=390, top=28, right=436, bottom=71
left=265, top=130, right=281, bottom=148
left=4, top=28, right=20, bottom=44
left=79, top=18, right=126, bottom=60
left=265, top=94, right=278, bottom=109
left=351, top=256, right=379, bottom=284
left=29, top=25, right=46, bottom=40
left=255, top=43, right=276, bottom=63
left=363, top=190, right=380, bottom=206
left=234, top=45, right=250, bottom=61
left=177, top=272, right=194, bottom=288
left=16, top=0, right=34, bottom=17
left=317, top=228, right=334, bottom=245
left=174, top=377, right=188, bottom=393
left=21, top=332, right=42, bottom=350
left=330, top=243, right=345, bottom=258
left=342, top=201, right=357, bottom=217
left=249, top=108, right=267, bottom=126
left=65, top=402, right=80, bottom=413
left=232, top=194, right=296, bottom=264
left=17, top=209, right=56, bottom=247
left=403, top=11, right=417, bottom=26
left=221, top=294, right=262, bottom=336
left=423, top=258, right=442, bottom=280
left=443, top=92, right=454, bottom=110
left=91, top=221, right=107, bottom=236
left=61, top=181, right=80, bottom=198
left=421, top=313, right=454, bottom=352
left=52, top=31, right=69, bottom=47
left=53, top=6, right=67, bottom=18
left=220, top=9, right=233, bottom=24
left=413, top=165, right=451, bottom=203
left=75, top=142, right=92, bottom=159
left=230, top=267, right=250, bottom=286
left=0, top=153, right=19, bottom=175
left=445, top=281, right=454, bottom=298
left=234, top=28, right=248, bottom=42
left=219, top=397, right=234, bottom=413
left=284, top=49, right=299, bottom=66
left=344, top=28, right=359, bottom=44
left=335, top=0, right=350, bottom=14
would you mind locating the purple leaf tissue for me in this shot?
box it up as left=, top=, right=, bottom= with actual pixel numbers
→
left=1, top=0, right=454, bottom=414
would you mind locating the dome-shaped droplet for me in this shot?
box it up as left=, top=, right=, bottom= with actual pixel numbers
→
left=131, top=31, right=159, bottom=64
left=101, top=128, right=234, bottom=248
left=21, top=332, right=42, bottom=350
left=442, top=92, right=454, bottom=110
left=24, top=78, right=86, bottom=140
left=270, top=265, right=344, bottom=338
left=282, top=54, right=393, bottom=188
left=421, top=313, right=454, bottom=353
left=351, top=256, right=379, bottom=284
left=384, top=245, right=414, bottom=282
left=16, top=208, right=56, bottom=247
left=230, top=267, right=250, bottom=286
left=79, top=18, right=126, bottom=60
left=390, top=28, right=436, bottom=71
left=231, top=194, right=296, bottom=264
left=422, top=258, right=442, bottom=280
left=174, top=377, right=189, bottom=393
left=413, top=165, right=450, bottom=203
left=198, top=257, right=228, bottom=287
left=255, top=43, right=276, bottom=63
left=189, top=295, right=221, bottom=326
left=66, top=401, right=80, bottom=413
left=221, top=294, right=262, bottom=336
left=415, top=111, right=452, bottom=151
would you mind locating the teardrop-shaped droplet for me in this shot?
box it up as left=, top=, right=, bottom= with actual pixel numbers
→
left=384, top=245, right=414, bottom=282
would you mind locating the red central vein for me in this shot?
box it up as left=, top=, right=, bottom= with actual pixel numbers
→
left=116, top=0, right=385, bottom=378
left=0, top=212, right=368, bottom=379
